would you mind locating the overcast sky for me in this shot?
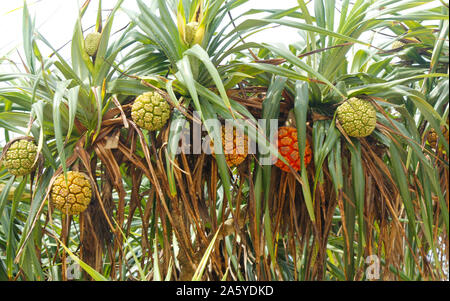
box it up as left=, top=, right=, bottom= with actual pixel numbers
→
left=0, top=0, right=300, bottom=143
left=0, top=0, right=442, bottom=144
left=0, top=0, right=299, bottom=62
left=0, top=0, right=441, bottom=69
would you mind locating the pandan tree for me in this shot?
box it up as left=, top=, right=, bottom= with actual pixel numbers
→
left=0, top=0, right=448, bottom=281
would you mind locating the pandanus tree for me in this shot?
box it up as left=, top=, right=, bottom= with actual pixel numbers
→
left=0, top=0, right=448, bottom=281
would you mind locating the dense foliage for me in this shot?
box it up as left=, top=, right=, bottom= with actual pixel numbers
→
left=0, top=0, right=448, bottom=281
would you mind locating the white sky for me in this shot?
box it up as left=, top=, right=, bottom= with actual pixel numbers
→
left=0, top=0, right=299, bottom=64
left=0, top=0, right=442, bottom=70
left=0, top=0, right=443, bottom=144
left=0, top=0, right=299, bottom=144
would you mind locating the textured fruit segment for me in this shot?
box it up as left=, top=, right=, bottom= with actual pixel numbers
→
left=336, top=97, right=377, bottom=138
left=427, top=129, right=438, bottom=147
left=3, top=140, right=37, bottom=176
left=392, top=40, right=405, bottom=49
left=85, top=32, right=101, bottom=57
left=211, top=127, right=248, bottom=167
left=427, top=121, right=449, bottom=148
left=51, top=171, right=92, bottom=215
left=274, top=127, right=312, bottom=172
left=131, top=92, right=171, bottom=131
left=185, top=22, right=199, bottom=45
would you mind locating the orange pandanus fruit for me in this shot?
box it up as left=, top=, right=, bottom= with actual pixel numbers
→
left=427, top=121, right=449, bottom=149
left=274, top=126, right=312, bottom=172
left=210, top=126, right=248, bottom=167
